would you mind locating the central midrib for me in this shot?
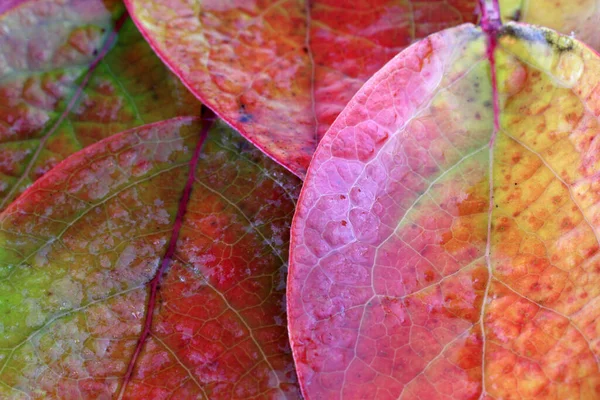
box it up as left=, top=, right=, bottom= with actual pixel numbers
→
left=116, top=107, right=216, bottom=399
left=479, top=0, right=501, bottom=398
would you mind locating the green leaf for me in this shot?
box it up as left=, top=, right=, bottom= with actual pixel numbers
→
left=0, top=0, right=201, bottom=211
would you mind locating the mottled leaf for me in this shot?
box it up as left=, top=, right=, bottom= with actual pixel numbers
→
left=0, top=116, right=302, bottom=398
left=123, top=0, right=478, bottom=177
left=0, top=0, right=201, bottom=211
left=288, top=22, right=600, bottom=399
left=499, top=0, right=600, bottom=51
left=0, top=0, right=26, bottom=15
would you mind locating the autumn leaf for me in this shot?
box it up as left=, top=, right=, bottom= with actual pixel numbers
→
left=0, top=0, right=201, bottom=212
left=499, top=0, right=600, bottom=51
left=0, top=112, right=302, bottom=398
left=287, top=18, right=600, bottom=399
left=0, top=1, right=303, bottom=398
left=0, top=0, right=24, bottom=14
left=123, top=0, right=479, bottom=177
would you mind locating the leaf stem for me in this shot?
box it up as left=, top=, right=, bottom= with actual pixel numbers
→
left=479, top=0, right=501, bottom=35
left=117, top=107, right=216, bottom=399
left=482, top=0, right=501, bottom=136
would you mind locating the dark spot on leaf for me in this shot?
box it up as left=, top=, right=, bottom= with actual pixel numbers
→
left=424, top=270, right=435, bottom=282
left=238, top=102, right=253, bottom=123
left=587, top=247, right=599, bottom=257
left=236, top=140, right=251, bottom=154
left=500, top=24, right=574, bottom=53
left=543, top=30, right=574, bottom=52
left=561, top=218, right=574, bottom=229
left=498, top=24, right=545, bottom=44
left=511, top=9, right=522, bottom=21
left=239, top=114, right=252, bottom=123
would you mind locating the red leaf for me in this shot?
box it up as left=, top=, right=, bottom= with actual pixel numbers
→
left=288, top=22, right=600, bottom=399
left=0, top=2, right=304, bottom=397
left=0, top=0, right=201, bottom=212
left=123, top=0, right=478, bottom=177
left=0, top=114, right=302, bottom=398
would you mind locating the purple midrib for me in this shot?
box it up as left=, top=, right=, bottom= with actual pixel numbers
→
left=117, top=107, right=216, bottom=398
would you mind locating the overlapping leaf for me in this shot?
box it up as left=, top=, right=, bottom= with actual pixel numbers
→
left=499, top=0, right=600, bottom=51
left=0, top=0, right=201, bottom=212
left=0, top=0, right=25, bottom=14
left=124, top=0, right=479, bottom=177
left=0, top=115, right=302, bottom=398
left=288, top=22, right=600, bottom=399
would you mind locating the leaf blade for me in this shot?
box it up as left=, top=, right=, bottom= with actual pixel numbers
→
left=288, top=22, right=600, bottom=399
left=124, top=0, right=478, bottom=177
left=0, top=0, right=201, bottom=211
left=0, top=115, right=302, bottom=398
left=499, top=0, right=600, bottom=52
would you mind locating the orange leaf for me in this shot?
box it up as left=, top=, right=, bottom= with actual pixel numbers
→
left=124, top=0, right=478, bottom=177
